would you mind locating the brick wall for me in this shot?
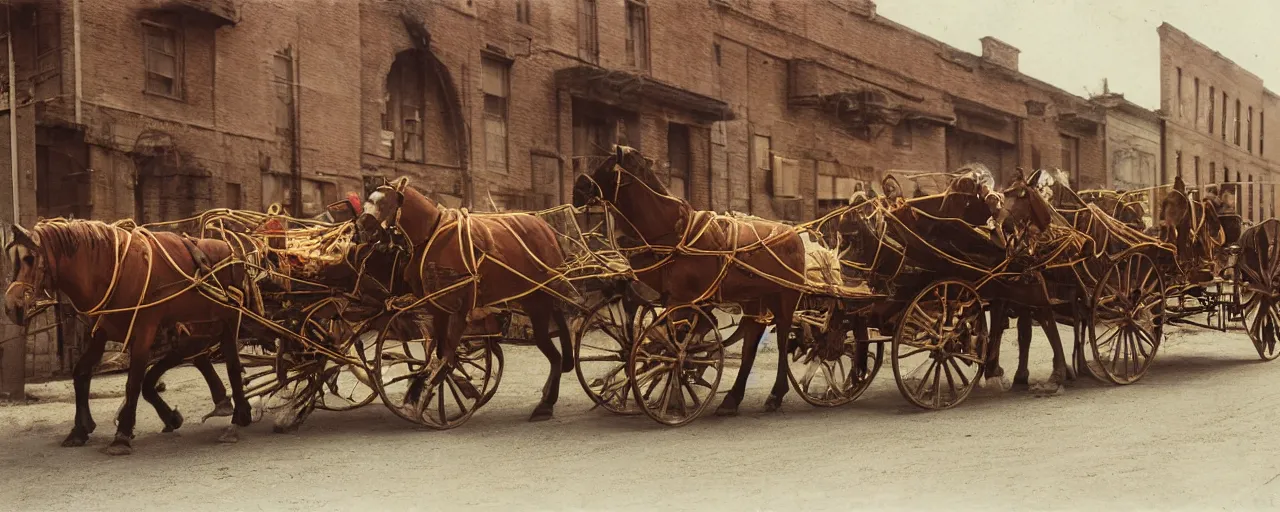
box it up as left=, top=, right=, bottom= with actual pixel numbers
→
left=1159, top=23, right=1279, bottom=223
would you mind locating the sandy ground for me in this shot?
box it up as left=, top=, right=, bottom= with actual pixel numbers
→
left=2, top=321, right=1280, bottom=511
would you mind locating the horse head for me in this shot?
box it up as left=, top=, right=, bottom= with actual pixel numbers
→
left=573, top=145, right=670, bottom=209
left=999, top=168, right=1055, bottom=240
left=4, top=224, right=49, bottom=326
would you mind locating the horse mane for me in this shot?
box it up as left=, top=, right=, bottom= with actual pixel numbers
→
left=31, top=218, right=124, bottom=258
left=615, top=145, right=677, bottom=199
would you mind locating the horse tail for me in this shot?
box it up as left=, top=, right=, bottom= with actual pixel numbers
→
left=552, top=307, right=573, bottom=373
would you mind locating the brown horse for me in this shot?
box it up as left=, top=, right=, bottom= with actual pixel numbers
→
left=573, top=145, right=806, bottom=415
left=4, top=220, right=252, bottom=455
left=357, top=179, right=574, bottom=423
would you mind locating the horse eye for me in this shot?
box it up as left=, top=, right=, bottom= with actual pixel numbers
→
left=22, top=255, right=34, bottom=266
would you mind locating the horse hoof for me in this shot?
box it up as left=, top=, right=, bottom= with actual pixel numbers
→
left=162, top=409, right=184, bottom=433
left=529, top=403, right=555, bottom=422
left=217, top=427, right=240, bottom=444
left=763, top=395, right=783, bottom=413
left=714, top=402, right=739, bottom=417
left=202, top=401, right=234, bottom=423
left=103, top=438, right=133, bottom=456
left=1031, top=383, right=1064, bottom=397
left=60, top=432, right=89, bottom=447
left=982, top=376, right=1011, bottom=392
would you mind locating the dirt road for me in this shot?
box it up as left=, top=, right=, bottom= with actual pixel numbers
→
left=2, top=324, right=1279, bottom=511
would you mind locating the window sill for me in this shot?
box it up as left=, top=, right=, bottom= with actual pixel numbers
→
left=143, top=89, right=186, bottom=103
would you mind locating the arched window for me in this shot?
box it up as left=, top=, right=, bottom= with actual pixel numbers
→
left=386, top=51, right=427, bottom=162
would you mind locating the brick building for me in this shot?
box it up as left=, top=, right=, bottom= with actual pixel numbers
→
left=1094, top=90, right=1161, bottom=213
left=1158, top=23, right=1280, bottom=222
left=0, top=0, right=1107, bottom=386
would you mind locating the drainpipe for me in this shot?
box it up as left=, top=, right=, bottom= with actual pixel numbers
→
left=290, top=46, right=302, bottom=216
left=8, top=8, right=18, bottom=224
left=72, top=0, right=81, bottom=124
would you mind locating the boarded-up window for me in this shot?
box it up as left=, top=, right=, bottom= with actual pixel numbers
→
left=1249, top=174, right=1255, bottom=222
left=387, top=52, right=427, bottom=162
left=1248, top=106, right=1254, bottom=152
left=516, top=0, right=532, bottom=24
left=578, top=0, right=599, bottom=63
left=893, top=121, right=912, bottom=148
left=1235, top=99, right=1242, bottom=146
left=667, top=123, right=690, bottom=200
left=143, top=22, right=182, bottom=97
left=753, top=134, right=772, bottom=173
left=1193, top=77, right=1200, bottom=129
left=1060, top=135, right=1078, bottom=184
left=33, top=6, right=60, bottom=100
left=483, top=57, right=510, bottom=173
left=225, top=182, right=242, bottom=210
left=625, top=0, right=649, bottom=70
left=1208, top=86, right=1216, bottom=134
left=273, top=51, right=294, bottom=138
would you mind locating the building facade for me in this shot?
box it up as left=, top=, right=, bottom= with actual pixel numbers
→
left=1158, top=23, right=1280, bottom=222
left=1094, top=91, right=1161, bottom=214
left=0, top=0, right=1107, bottom=384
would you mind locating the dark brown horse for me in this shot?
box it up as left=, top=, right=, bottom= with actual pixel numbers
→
left=4, top=220, right=252, bottom=455
left=573, top=145, right=806, bottom=415
left=357, top=179, right=574, bottom=423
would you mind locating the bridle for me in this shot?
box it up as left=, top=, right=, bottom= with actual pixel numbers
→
left=4, top=237, right=56, bottom=319
left=578, top=156, right=689, bottom=248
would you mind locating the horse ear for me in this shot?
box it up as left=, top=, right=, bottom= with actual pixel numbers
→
left=615, top=145, right=624, bottom=163
left=1173, top=175, right=1186, bottom=193
left=11, top=224, right=38, bottom=249
left=1011, top=168, right=1026, bottom=184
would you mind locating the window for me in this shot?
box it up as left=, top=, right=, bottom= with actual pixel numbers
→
left=893, top=121, right=913, bottom=148
left=273, top=51, right=294, bottom=138
left=1235, top=99, right=1242, bottom=146
left=1194, top=77, right=1200, bottom=128
left=1060, top=135, right=1079, bottom=183
left=1272, top=184, right=1276, bottom=218
left=225, top=182, right=242, bottom=210
left=625, top=0, right=650, bottom=70
left=577, top=0, right=598, bottom=63
left=1209, top=86, right=1215, bottom=134
left=1175, top=150, right=1183, bottom=178
left=1262, top=111, right=1266, bottom=156
left=1177, top=67, right=1184, bottom=118
left=1194, top=156, right=1200, bottom=188
left=32, top=6, right=61, bottom=100
left=143, top=21, right=182, bottom=98
left=482, top=57, right=510, bottom=173
left=516, top=0, right=532, bottom=24
left=1210, top=161, right=1216, bottom=184
left=1249, top=174, right=1255, bottom=222
left=1248, top=106, right=1254, bottom=152
left=1031, top=146, right=1042, bottom=170
left=387, top=52, right=427, bottom=162
left=1236, top=169, right=1243, bottom=214
left=1223, top=92, right=1228, bottom=140
left=667, top=124, right=691, bottom=200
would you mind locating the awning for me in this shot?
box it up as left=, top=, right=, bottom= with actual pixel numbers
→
left=140, top=0, right=239, bottom=26
left=555, top=66, right=734, bottom=123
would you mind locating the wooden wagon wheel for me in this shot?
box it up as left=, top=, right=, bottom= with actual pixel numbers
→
left=370, top=310, right=503, bottom=429
left=785, top=298, right=883, bottom=407
left=315, top=320, right=379, bottom=412
left=573, top=296, right=657, bottom=415
left=1088, top=250, right=1165, bottom=384
left=627, top=304, right=724, bottom=426
left=1237, top=219, right=1280, bottom=361
left=891, top=280, right=987, bottom=410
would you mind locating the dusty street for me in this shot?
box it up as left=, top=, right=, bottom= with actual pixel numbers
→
left=2, top=322, right=1279, bottom=511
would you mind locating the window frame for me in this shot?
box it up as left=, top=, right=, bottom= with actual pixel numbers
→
left=624, top=0, right=650, bottom=71
left=577, top=0, right=599, bottom=64
left=482, top=55, right=511, bottom=174
left=142, top=20, right=184, bottom=100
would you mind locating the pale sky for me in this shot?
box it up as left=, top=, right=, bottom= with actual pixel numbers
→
left=875, top=0, right=1280, bottom=110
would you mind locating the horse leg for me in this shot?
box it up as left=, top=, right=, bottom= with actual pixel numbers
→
left=219, top=329, right=252, bottom=443
left=982, top=300, right=1010, bottom=391
left=1013, top=314, right=1034, bottom=390
left=529, top=303, right=561, bottom=422
left=1032, top=308, right=1069, bottom=396
left=141, top=345, right=191, bottom=433
left=61, top=329, right=108, bottom=447
left=105, top=322, right=159, bottom=456
left=194, top=352, right=234, bottom=423
left=715, top=319, right=765, bottom=416
left=765, top=293, right=800, bottom=412
left=552, top=307, right=574, bottom=374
